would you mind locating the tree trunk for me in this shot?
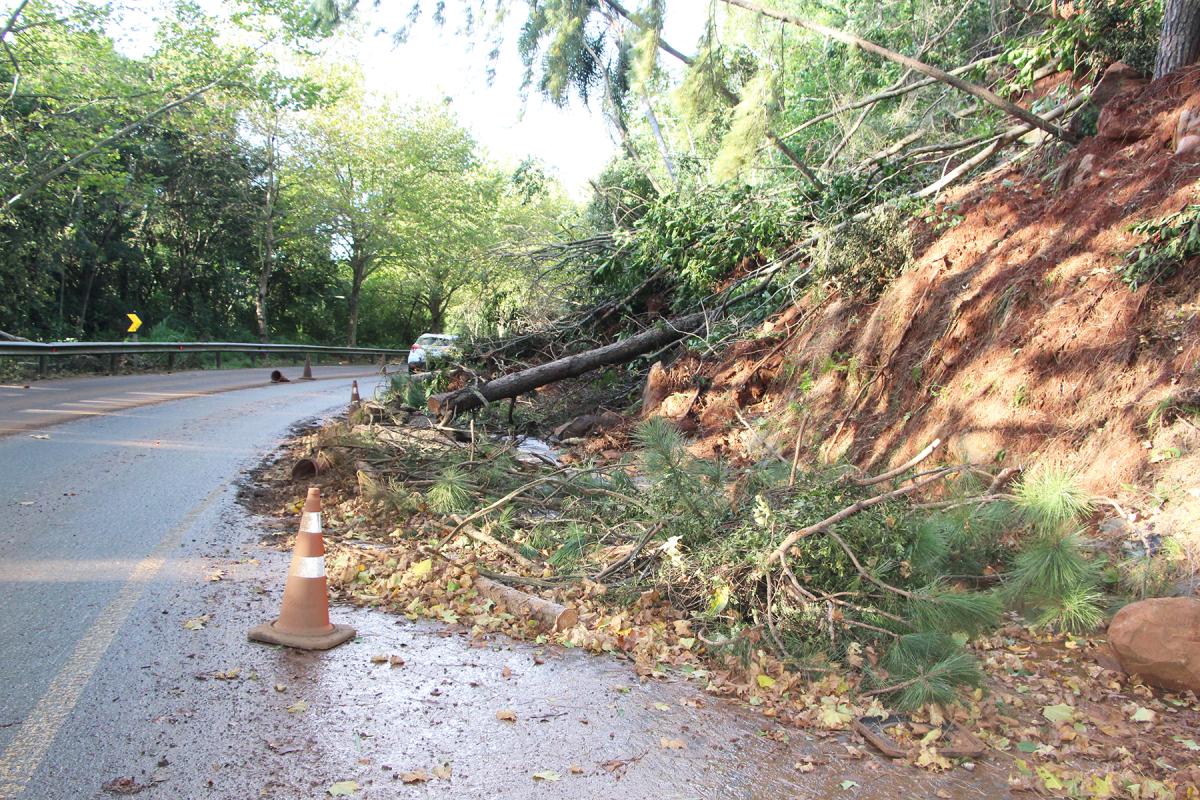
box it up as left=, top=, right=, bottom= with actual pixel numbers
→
left=347, top=252, right=366, bottom=348
left=1156, top=0, right=1200, bottom=79
left=255, top=125, right=278, bottom=343
left=428, top=312, right=708, bottom=417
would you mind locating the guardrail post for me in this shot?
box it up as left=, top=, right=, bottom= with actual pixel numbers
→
left=215, top=351, right=222, bottom=369
left=167, top=352, right=175, bottom=372
left=249, top=351, right=256, bottom=368
left=108, top=353, right=117, bottom=374
left=38, top=355, right=47, bottom=379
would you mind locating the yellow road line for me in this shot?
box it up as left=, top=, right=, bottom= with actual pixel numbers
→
left=0, top=482, right=228, bottom=799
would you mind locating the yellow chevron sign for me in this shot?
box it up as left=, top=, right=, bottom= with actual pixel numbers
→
left=126, top=313, right=142, bottom=333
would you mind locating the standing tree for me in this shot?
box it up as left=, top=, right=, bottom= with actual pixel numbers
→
left=1155, top=0, right=1200, bottom=78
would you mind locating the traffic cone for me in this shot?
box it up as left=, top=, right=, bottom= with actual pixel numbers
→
left=300, top=354, right=314, bottom=380
left=350, top=380, right=361, bottom=409
left=248, top=488, right=355, bottom=650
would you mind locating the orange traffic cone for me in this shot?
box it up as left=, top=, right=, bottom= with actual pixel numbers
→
left=300, top=354, right=315, bottom=380
left=248, top=488, right=355, bottom=650
left=350, top=380, right=361, bottom=409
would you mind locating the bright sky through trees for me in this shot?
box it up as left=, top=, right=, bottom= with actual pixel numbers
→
left=104, top=0, right=709, bottom=198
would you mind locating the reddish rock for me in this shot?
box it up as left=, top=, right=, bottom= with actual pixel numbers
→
left=1107, top=597, right=1200, bottom=693
left=642, top=361, right=671, bottom=416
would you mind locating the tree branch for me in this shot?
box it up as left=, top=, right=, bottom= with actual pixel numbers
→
left=720, top=0, right=1078, bottom=144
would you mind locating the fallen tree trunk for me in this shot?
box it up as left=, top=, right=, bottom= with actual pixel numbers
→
left=429, top=311, right=709, bottom=417
left=473, top=575, right=579, bottom=631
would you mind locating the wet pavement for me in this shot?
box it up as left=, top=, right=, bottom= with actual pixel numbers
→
left=0, top=373, right=1013, bottom=799
left=0, top=364, right=382, bottom=436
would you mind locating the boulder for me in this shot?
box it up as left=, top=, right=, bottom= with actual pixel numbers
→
left=553, top=413, right=600, bottom=439
left=642, top=361, right=671, bottom=416
left=1107, top=597, right=1200, bottom=693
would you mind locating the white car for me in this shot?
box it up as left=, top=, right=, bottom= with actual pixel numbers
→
left=407, top=333, right=460, bottom=371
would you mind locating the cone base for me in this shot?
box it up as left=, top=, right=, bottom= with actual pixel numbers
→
left=299, top=376, right=316, bottom=381
left=247, top=621, right=356, bottom=651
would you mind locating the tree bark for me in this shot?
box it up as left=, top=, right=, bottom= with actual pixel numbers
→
left=428, top=312, right=709, bottom=416
left=255, top=121, right=279, bottom=343
left=1155, top=0, right=1200, bottom=79
left=348, top=250, right=366, bottom=348
left=720, top=0, right=1079, bottom=144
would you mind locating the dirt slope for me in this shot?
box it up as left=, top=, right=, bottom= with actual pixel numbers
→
left=649, top=68, right=1200, bottom=535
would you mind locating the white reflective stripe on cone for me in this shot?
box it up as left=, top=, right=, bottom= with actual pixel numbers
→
left=300, top=512, right=322, bottom=533
left=295, top=555, right=325, bottom=578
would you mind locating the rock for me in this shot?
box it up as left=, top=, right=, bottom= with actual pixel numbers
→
left=1091, top=61, right=1147, bottom=109
left=596, top=410, right=623, bottom=430
left=656, top=389, right=699, bottom=420
left=553, top=414, right=600, bottom=439
left=642, top=361, right=671, bottom=415
left=1070, top=153, right=1097, bottom=187
left=1107, top=597, right=1200, bottom=693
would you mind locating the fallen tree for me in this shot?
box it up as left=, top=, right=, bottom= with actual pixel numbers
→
left=428, top=311, right=709, bottom=417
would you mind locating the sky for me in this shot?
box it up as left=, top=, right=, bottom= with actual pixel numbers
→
left=322, top=3, right=710, bottom=198
left=105, top=0, right=712, bottom=200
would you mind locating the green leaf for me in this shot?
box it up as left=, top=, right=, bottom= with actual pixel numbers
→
left=328, top=780, right=358, bottom=796
left=1173, top=736, right=1200, bottom=751
left=532, top=771, right=561, bottom=782
left=1016, top=740, right=1039, bottom=753
left=1131, top=706, right=1156, bottom=723
left=840, top=780, right=859, bottom=790
left=1041, top=703, right=1075, bottom=724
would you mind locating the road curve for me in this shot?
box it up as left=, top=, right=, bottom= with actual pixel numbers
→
left=0, top=365, right=384, bottom=437
left=0, top=373, right=1008, bottom=800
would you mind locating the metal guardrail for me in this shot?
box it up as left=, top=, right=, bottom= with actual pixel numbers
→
left=0, top=340, right=410, bottom=377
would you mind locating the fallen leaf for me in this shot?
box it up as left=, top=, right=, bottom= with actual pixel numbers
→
left=1041, top=703, right=1074, bottom=724
left=653, top=702, right=671, bottom=711
left=30, top=434, right=49, bottom=440
left=1173, top=736, right=1200, bottom=751
left=182, top=615, right=209, bottom=631
left=400, top=770, right=429, bottom=784
left=1130, top=706, right=1156, bottom=724
left=531, top=771, right=560, bottom=782
left=840, top=780, right=859, bottom=790
left=501, top=666, right=513, bottom=679
left=756, top=675, right=776, bottom=689
left=432, top=765, right=452, bottom=779
left=496, top=709, right=517, bottom=722
left=286, top=700, right=308, bottom=714
left=101, top=776, right=146, bottom=795
left=568, top=765, right=583, bottom=775
left=206, top=570, right=225, bottom=582
left=659, top=737, right=686, bottom=750
left=389, top=655, right=404, bottom=667
left=327, top=780, right=358, bottom=796
left=406, top=558, right=432, bottom=581
left=274, top=684, right=287, bottom=693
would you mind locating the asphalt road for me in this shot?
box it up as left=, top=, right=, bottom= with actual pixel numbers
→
left=0, top=364, right=381, bottom=436
left=0, top=371, right=1008, bottom=799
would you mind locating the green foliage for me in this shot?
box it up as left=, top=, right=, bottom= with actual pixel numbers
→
left=879, top=633, right=983, bottom=710
left=592, top=183, right=809, bottom=304
left=907, top=585, right=1002, bottom=638
left=1006, top=530, right=1105, bottom=632
left=807, top=206, right=915, bottom=300
left=1013, top=466, right=1093, bottom=533
left=1121, top=199, right=1200, bottom=289
left=1004, top=0, right=1162, bottom=83
left=427, top=467, right=472, bottom=513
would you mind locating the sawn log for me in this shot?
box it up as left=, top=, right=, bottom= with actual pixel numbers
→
left=428, top=312, right=708, bottom=417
